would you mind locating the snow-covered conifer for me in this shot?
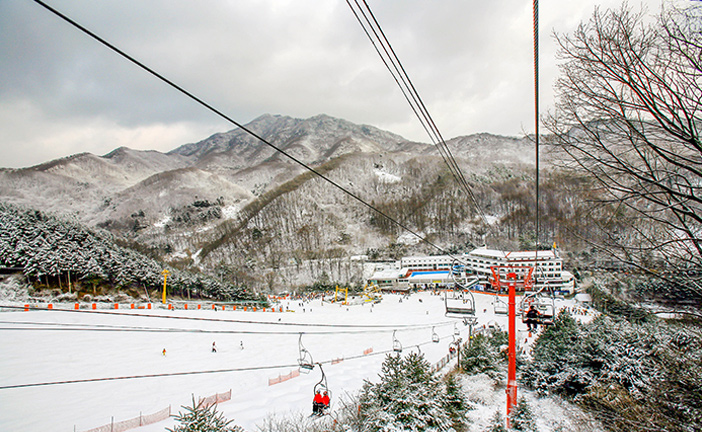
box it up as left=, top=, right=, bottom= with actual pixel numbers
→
left=510, top=397, right=537, bottom=432
left=167, top=396, right=244, bottom=432
left=360, top=352, right=454, bottom=431
left=486, top=409, right=507, bottom=432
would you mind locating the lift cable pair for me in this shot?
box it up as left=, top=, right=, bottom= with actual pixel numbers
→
left=345, top=0, right=491, bottom=233
left=29, top=0, right=448, bottom=258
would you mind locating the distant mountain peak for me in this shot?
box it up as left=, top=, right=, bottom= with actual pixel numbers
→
left=168, top=113, right=410, bottom=166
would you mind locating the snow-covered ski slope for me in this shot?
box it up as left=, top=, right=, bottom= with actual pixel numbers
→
left=0, top=291, right=592, bottom=431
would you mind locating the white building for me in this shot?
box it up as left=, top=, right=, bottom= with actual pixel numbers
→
left=465, top=247, right=574, bottom=293
left=367, top=247, right=575, bottom=293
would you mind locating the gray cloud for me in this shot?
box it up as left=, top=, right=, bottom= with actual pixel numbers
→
left=0, top=0, right=666, bottom=168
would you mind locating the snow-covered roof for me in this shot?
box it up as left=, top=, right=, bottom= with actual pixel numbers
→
left=575, top=293, right=592, bottom=303
left=468, top=248, right=557, bottom=260
left=369, top=268, right=405, bottom=280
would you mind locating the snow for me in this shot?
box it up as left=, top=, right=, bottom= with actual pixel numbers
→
left=153, top=216, right=171, bottom=229
left=0, top=291, right=596, bottom=432
left=221, top=205, right=240, bottom=220
left=396, top=231, right=423, bottom=245
left=373, top=169, right=401, bottom=184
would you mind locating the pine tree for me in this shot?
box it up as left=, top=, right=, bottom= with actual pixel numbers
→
left=360, top=352, right=454, bottom=431
left=460, top=332, right=503, bottom=378
left=510, top=397, right=537, bottom=432
left=486, top=409, right=507, bottom=432
left=167, top=396, right=244, bottom=432
left=444, top=372, right=469, bottom=429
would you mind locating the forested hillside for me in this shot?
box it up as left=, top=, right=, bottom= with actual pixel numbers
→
left=0, top=202, right=247, bottom=301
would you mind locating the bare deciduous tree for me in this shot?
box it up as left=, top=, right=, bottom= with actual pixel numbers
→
left=546, top=2, right=702, bottom=298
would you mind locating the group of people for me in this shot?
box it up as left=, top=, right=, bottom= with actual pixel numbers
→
left=312, top=390, right=330, bottom=415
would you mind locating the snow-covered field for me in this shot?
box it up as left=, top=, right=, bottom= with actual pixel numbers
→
left=0, top=291, right=594, bottom=432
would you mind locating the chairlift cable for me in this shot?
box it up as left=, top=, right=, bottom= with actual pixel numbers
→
left=0, top=305, right=453, bottom=329
left=0, top=363, right=300, bottom=390
left=345, top=0, right=491, bottom=232
left=0, top=325, right=453, bottom=335
left=0, top=333, right=458, bottom=391
left=30, top=0, right=448, bottom=256
left=533, top=0, right=541, bottom=254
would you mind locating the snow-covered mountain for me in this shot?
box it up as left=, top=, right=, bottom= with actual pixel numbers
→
left=0, top=113, right=540, bottom=283
left=0, top=113, right=533, bottom=223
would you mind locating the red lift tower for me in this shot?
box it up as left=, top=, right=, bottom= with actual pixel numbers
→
left=506, top=272, right=518, bottom=428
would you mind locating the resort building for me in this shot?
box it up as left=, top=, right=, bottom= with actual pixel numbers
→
left=367, top=246, right=575, bottom=293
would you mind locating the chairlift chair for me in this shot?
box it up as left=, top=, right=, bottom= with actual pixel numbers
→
left=392, top=330, right=403, bottom=353
left=445, top=290, right=476, bottom=318
left=313, top=362, right=332, bottom=413
left=298, top=333, right=315, bottom=373
left=521, top=286, right=556, bottom=326
left=445, top=259, right=478, bottom=318
left=493, top=295, right=508, bottom=315
left=531, top=297, right=555, bottom=325
left=431, top=326, right=440, bottom=343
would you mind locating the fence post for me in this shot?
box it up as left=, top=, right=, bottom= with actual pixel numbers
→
left=111, top=416, right=114, bottom=432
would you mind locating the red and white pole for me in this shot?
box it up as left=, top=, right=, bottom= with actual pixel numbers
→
left=506, top=272, right=518, bottom=428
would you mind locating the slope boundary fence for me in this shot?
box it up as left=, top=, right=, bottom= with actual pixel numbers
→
left=82, top=405, right=171, bottom=432
left=17, top=303, right=284, bottom=312
left=198, top=389, right=232, bottom=408
left=268, top=369, right=300, bottom=386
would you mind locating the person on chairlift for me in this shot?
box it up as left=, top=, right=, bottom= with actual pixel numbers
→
left=526, top=305, right=541, bottom=332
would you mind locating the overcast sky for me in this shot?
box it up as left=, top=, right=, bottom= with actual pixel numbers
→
left=0, top=0, right=669, bottom=168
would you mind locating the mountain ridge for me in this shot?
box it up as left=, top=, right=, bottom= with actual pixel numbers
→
left=0, top=113, right=541, bottom=284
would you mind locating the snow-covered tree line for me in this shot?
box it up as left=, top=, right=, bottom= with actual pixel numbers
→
left=0, top=202, right=246, bottom=301
left=522, top=309, right=702, bottom=431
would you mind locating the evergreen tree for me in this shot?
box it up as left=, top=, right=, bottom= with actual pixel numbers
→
left=444, top=373, right=469, bottom=423
left=166, top=397, right=244, bottom=432
left=510, top=397, right=537, bottom=432
left=360, top=352, right=454, bottom=431
left=0, top=202, right=247, bottom=301
left=485, top=410, right=507, bottom=432
left=460, top=332, right=504, bottom=379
